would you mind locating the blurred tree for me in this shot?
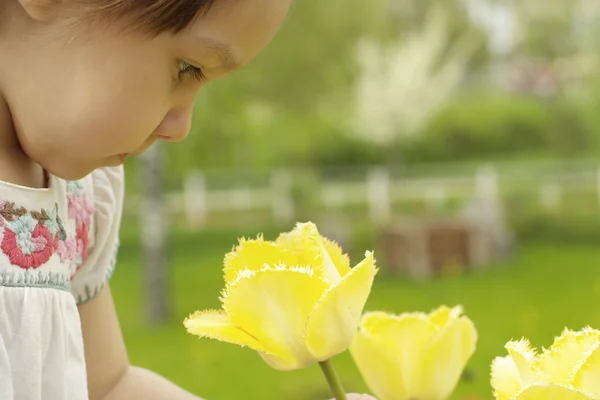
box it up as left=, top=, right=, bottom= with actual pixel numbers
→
left=346, top=4, right=482, bottom=164
left=505, top=0, right=593, bottom=60
left=138, top=143, right=171, bottom=325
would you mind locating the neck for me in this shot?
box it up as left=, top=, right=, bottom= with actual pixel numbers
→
left=0, top=95, right=20, bottom=148
left=0, top=95, right=47, bottom=188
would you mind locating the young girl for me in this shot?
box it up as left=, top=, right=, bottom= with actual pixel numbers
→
left=0, top=0, right=375, bottom=399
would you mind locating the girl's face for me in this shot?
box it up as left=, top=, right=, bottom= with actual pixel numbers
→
left=0, top=0, right=291, bottom=180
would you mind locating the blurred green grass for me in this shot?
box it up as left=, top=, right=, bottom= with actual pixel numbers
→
left=111, top=222, right=600, bottom=400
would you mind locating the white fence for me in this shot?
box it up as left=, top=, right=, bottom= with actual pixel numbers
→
left=135, top=160, right=600, bottom=228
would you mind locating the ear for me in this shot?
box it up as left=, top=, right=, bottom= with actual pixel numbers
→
left=17, top=0, right=62, bottom=22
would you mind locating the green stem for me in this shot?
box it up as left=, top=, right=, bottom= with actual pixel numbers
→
left=319, top=359, right=347, bottom=400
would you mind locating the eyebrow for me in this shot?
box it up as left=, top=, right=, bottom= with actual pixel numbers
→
left=195, top=37, right=241, bottom=72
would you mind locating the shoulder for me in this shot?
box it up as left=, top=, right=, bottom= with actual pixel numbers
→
left=70, top=166, right=125, bottom=304
left=90, top=166, right=125, bottom=202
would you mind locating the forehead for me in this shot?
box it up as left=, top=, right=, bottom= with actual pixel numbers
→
left=186, top=0, right=292, bottom=66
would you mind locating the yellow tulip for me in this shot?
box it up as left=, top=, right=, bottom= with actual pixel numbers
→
left=350, top=306, right=477, bottom=400
left=184, top=222, right=378, bottom=371
left=491, top=327, right=600, bottom=400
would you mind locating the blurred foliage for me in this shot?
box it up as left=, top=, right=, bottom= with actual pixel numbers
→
left=404, top=92, right=596, bottom=162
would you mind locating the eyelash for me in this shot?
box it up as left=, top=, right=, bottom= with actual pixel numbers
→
left=178, top=61, right=205, bottom=82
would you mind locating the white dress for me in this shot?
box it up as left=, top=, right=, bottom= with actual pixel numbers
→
left=0, top=166, right=124, bottom=400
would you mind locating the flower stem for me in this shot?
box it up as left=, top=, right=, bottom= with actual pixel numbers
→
left=319, top=359, right=347, bottom=400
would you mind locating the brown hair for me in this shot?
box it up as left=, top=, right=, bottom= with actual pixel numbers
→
left=87, top=0, right=216, bottom=35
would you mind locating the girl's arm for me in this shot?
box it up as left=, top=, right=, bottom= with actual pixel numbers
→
left=78, top=286, right=204, bottom=400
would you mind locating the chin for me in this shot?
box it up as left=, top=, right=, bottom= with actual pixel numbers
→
left=42, top=160, right=96, bottom=181
left=38, top=155, right=124, bottom=181
left=48, top=167, right=93, bottom=181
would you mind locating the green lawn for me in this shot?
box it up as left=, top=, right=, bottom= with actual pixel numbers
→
left=110, top=223, right=600, bottom=400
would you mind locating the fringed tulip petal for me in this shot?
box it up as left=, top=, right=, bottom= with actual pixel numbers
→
left=515, top=384, right=595, bottom=400
left=572, top=343, right=600, bottom=398
left=491, top=356, right=525, bottom=400
left=223, top=237, right=295, bottom=283
left=537, top=328, right=600, bottom=385
left=491, top=328, right=600, bottom=399
left=223, top=266, right=328, bottom=370
left=505, top=339, right=545, bottom=385
left=321, top=237, right=351, bottom=276
left=183, top=310, right=269, bottom=353
left=305, top=252, right=376, bottom=360
left=185, top=222, right=376, bottom=372
left=275, top=222, right=348, bottom=281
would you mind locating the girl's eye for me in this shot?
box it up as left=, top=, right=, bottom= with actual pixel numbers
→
left=178, top=61, right=205, bottom=82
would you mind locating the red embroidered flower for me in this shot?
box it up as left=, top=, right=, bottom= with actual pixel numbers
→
left=76, top=223, right=89, bottom=262
left=1, top=215, right=55, bottom=269
left=70, top=222, right=90, bottom=278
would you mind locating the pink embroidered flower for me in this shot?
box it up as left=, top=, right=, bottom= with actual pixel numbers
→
left=2, top=215, right=54, bottom=269
left=67, top=193, right=95, bottom=228
left=56, top=237, right=76, bottom=264
left=0, top=215, right=7, bottom=251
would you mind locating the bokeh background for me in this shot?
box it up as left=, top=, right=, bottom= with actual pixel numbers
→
left=114, top=0, right=600, bottom=398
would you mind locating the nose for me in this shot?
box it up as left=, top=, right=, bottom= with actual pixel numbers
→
left=154, top=106, right=193, bottom=142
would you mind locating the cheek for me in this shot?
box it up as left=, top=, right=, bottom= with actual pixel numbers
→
left=19, top=61, right=171, bottom=158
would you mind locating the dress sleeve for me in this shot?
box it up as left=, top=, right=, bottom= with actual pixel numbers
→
left=70, top=166, right=124, bottom=305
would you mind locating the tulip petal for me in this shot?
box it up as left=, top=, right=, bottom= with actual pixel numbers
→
left=223, top=266, right=328, bottom=371
left=223, top=236, right=296, bottom=283
left=322, top=237, right=351, bottom=276
left=183, top=310, right=270, bottom=353
left=505, top=339, right=545, bottom=385
left=429, top=305, right=463, bottom=328
left=305, top=252, right=377, bottom=360
left=572, top=342, right=600, bottom=398
left=537, top=327, right=600, bottom=384
left=275, top=222, right=322, bottom=265
left=491, top=356, right=524, bottom=400
left=350, top=328, right=407, bottom=400
left=275, top=222, right=348, bottom=281
left=350, top=310, right=437, bottom=398
left=419, top=314, right=477, bottom=400
left=515, top=384, right=594, bottom=400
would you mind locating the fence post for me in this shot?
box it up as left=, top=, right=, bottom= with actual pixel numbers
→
left=597, top=166, right=600, bottom=212
left=475, top=165, right=499, bottom=202
left=183, top=171, right=207, bottom=229
left=425, top=183, right=447, bottom=211
left=539, top=183, right=562, bottom=211
left=367, top=167, right=391, bottom=225
left=270, top=169, right=294, bottom=223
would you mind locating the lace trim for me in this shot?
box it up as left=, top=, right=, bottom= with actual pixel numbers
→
left=74, top=242, right=119, bottom=305
left=0, top=269, right=71, bottom=291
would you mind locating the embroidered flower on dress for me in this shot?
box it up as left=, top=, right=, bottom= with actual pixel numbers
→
left=1, top=214, right=55, bottom=269
left=66, top=180, right=85, bottom=196
left=56, top=237, right=76, bottom=263
left=42, top=206, right=68, bottom=241
left=66, top=181, right=95, bottom=277
left=0, top=179, right=95, bottom=272
left=67, top=193, right=94, bottom=228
